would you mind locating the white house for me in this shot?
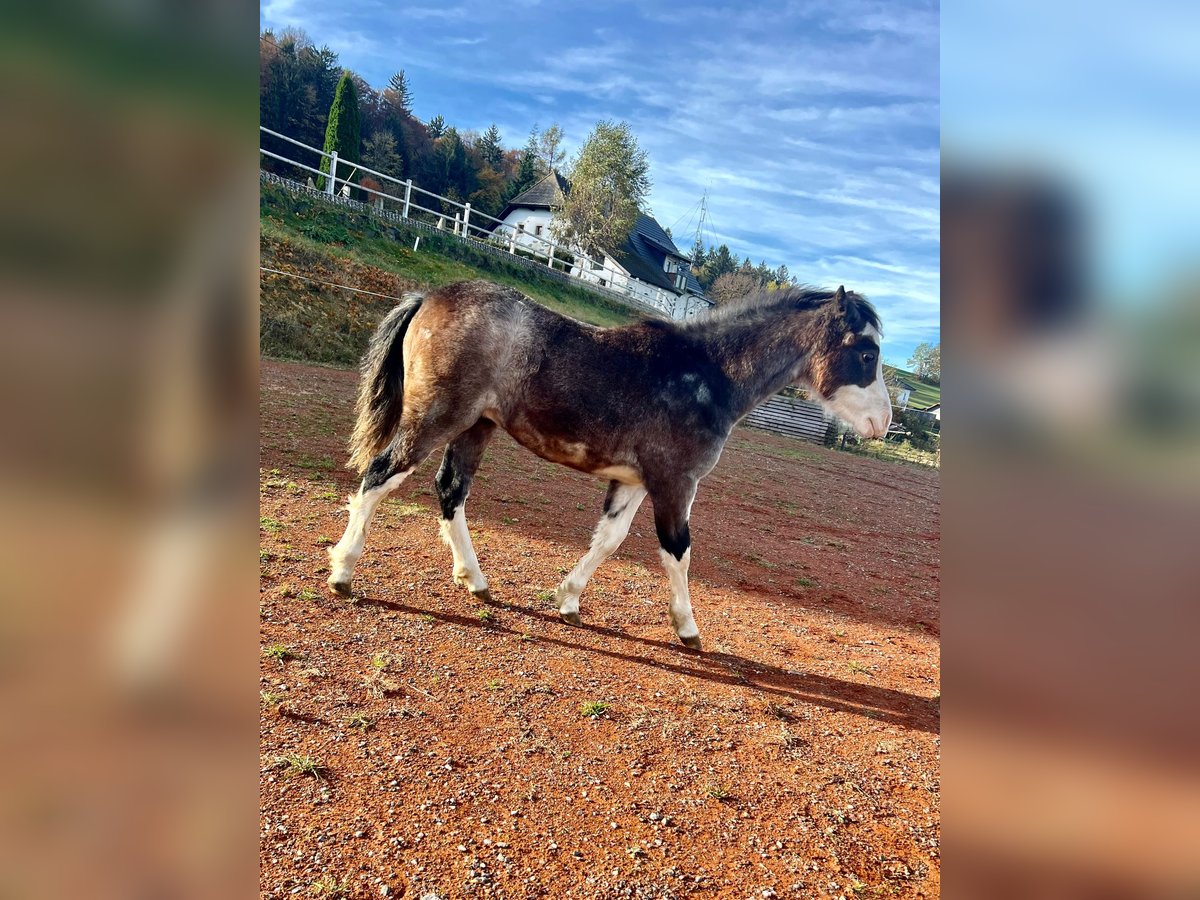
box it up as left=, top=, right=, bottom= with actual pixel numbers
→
left=490, top=172, right=710, bottom=319
left=491, top=170, right=569, bottom=255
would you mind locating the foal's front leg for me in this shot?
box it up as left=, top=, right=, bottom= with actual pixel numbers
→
left=556, top=481, right=647, bottom=625
left=651, top=481, right=701, bottom=650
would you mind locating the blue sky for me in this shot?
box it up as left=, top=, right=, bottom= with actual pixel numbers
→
left=261, top=0, right=940, bottom=366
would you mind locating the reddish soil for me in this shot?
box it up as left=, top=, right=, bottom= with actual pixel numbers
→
left=260, top=359, right=940, bottom=900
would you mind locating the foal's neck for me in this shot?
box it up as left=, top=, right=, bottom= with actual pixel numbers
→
left=697, top=307, right=822, bottom=418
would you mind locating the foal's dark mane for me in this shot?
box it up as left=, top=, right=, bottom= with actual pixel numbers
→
left=669, top=285, right=881, bottom=336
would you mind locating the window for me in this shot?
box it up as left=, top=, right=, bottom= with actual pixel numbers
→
left=590, top=256, right=605, bottom=271
left=675, top=272, right=687, bottom=291
left=517, top=223, right=525, bottom=232
left=534, top=224, right=544, bottom=236
left=664, top=258, right=677, bottom=274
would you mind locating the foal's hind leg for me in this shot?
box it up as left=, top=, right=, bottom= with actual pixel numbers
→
left=328, top=411, right=482, bottom=596
left=435, top=418, right=497, bottom=601
left=556, top=481, right=647, bottom=625
left=327, top=449, right=416, bottom=596
left=649, top=480, right=702, bottom=650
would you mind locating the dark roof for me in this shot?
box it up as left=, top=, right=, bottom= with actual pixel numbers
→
left=610, top=213, right=695, bottom=294
left=682, top=268, right=707, bottom=298
left=498, top=170, right=569, bottom=217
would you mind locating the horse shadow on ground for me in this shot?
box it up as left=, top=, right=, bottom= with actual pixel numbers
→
left=353, top=594, right=940, bottom=735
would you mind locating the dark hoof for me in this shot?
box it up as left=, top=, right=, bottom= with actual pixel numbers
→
left=560, top=610, right=582, bottom=627
left=471, top=588, right=492, bottom=603
left=679, top=634, right=703, bottom=651
left=328, top=580, right=352, bottom=597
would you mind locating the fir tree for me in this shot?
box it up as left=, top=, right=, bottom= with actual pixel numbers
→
left=479, top=123, right=504, bottom=170
left=386, top=70, right=413, bottom=115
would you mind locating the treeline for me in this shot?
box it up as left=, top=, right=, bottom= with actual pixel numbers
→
left=688, top=240, right=797, bottom=304
left=260, top=28, right=555, bottom=220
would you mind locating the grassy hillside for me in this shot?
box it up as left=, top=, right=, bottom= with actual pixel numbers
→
left=884, top=364, right=941, bottom=410
left=260, top=182, right=638, bottom=365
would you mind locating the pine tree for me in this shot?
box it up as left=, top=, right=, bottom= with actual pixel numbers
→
left=386, top=71, right=413, bottom=115
left=427, top=114, right=446, bottom=138
left=505, top=133, right=539, bottom=200
left=479, top=123, right=504, bottom=170
left=318, top=71, right=362, bottom=196
left=690, top=238, right=706, bottom=268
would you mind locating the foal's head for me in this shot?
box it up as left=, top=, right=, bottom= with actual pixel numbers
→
left=801, top=286, right=892, bottom=439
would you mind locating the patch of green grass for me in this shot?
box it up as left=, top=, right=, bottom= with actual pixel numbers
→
left=847, top=660, right=873, bottom=677
left=796, top=576, right=817, bottom=588
left=309, top=876, right=348, bottom=898
left=502, top=516, right=518, bottom=525
left=317, top=490, right=340, bottom=501
left=575, top=502, right=586, bottom=511
left=705, top=784, right=731, bottom=801
left=277, top=584, right=296, bottom=598
left=749, top=553, right=777, bottom=570
left=259, top=548, right=275, bottom=562
left=420, top=613, right=436, bottom=623
left=263, top=644, right=296, bottom=662
left=370, top=652, right=390, bottom=670
left=276, top=753, right=325, bottom=778
left=476, top=607, right=494, bottom=623
left=840, top=435, right=940, bottom=468
left=346, top=713, right=373, bottom=729
left=580, top=700, right=610, bottom=718
left=260, top=515, right=283, bottom=533
left=389, top=501, right=424, bottom=516
left=315, top=535, right=334, bottom=546
left=296, top=589, right=320, bottom=602
left=260, top=690, right=284, bottom=706
left=297, top=454, right=335, bottom=472
left=486, top=679, right=503, bottom=691
left=535, top=590, right=555, bottom=604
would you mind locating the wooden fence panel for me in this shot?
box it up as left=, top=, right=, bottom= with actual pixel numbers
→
left=742, top=393, right=832, bottom=443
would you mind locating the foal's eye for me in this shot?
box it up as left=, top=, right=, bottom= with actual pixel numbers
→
left=860, top=350, right=877, bottom=368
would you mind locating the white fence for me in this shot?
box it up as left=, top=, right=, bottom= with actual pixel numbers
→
left=259, top=127, right=678, bottom=318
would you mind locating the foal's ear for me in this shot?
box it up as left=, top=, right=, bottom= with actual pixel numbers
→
left=834, top=285, right=865, bottom=332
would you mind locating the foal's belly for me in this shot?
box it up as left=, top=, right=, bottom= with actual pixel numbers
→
left=488, top=409, right=643, bottom=485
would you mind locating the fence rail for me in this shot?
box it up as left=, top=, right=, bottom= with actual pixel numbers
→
left=259, top=126, right=681, bottom=317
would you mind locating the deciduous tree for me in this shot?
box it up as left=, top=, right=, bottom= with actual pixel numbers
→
left=710, top=272, right=761, bottom=305
left=554, top=120, right=650, bottom=258
left=537, top=123, right=566, bottom=174
left=909, top=342, right=941, bottom=384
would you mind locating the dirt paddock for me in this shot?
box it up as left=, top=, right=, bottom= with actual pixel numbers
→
left=260, top=358, right=940, bottom=899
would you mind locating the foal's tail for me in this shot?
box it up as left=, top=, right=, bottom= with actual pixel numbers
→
left=348, top=292, right=425, bottom=473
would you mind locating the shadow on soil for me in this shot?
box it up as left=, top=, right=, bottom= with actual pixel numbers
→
left=354, top=594, right=941, bottom=735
